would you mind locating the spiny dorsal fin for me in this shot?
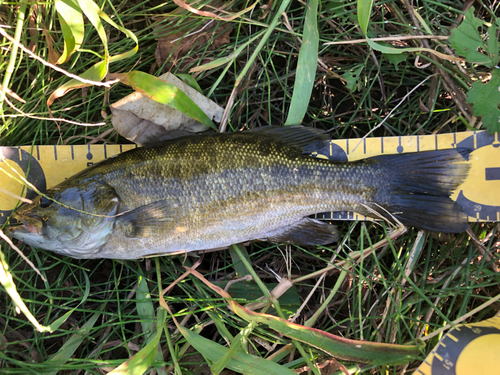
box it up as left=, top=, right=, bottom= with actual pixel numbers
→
left=244, top=126, right=330, bottom=153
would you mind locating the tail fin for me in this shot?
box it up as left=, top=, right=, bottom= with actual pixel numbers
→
left=371, top=149, right=471, bottom=233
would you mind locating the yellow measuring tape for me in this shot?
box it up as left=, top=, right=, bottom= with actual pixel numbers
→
left=416, top=316, right=500, bottom=375
left=0, top=130, right=499, bottom=225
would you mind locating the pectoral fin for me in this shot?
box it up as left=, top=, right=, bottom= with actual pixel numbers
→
left=117, top=201, right=178, bottom=238
left=266, top=218, right=338, bottom=246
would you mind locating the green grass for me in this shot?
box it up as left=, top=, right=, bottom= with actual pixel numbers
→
left=1, top=0, right=500, bottom=374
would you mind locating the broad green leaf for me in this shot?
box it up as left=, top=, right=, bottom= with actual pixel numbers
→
left=228, top=242, right=251, bottom=278
left=116, top=71, right=215, bottom=129
left=285, top=0, right=319, bottom=125
left=487, top=23, right=499, bottom=67
left=342, top=65, right=364, bottom=92
left=466, top=69, right=500, bottom=134
left=449, top=7, right=498, bottom=67
left=55, top=0, right=84, bottom=64
left=136, top=275, right=156, bottom=337
left=384, top=52, right=407, bottom=70
left=109, top=308, right=167, bottom=375
left=213, top=280, right=302, bottom=318
left=42, top=311, right=101, bottom=373
left=175, top=320, right=297, bottom=375
left=357, top=0, right=373, bottom=35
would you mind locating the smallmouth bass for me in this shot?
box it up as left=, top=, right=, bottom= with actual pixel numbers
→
left=6, top=126, right=470, bottom=259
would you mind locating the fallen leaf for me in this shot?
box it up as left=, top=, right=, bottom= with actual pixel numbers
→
left=110, top=73, right=223, bottom=145
left=42, top=29, right=61, bottom=65
left=154, top=20, right=232, bottom=68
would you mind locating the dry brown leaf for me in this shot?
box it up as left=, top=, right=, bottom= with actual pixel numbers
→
left=42, top=29, right=60, bottom=65
left=28, top=5, right=38, bottom=52
left=154, top=20, right=232, bottom=68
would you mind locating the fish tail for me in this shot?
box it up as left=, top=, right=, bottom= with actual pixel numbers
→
left=370, top=148, right=471, bottom=233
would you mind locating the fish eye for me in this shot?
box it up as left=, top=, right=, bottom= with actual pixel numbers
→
left=39, top=196, right=53, bottom=208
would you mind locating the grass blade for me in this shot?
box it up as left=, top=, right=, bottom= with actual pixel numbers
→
left=109, top=308, right=167, bottom=374
left=0, top=246, right=50, bottom=333
left=168, top=307, right=297, bottom=375
left=48, top=0, right=138, bottom=106
left=55, top=0, right=84, bottom=64
left=285, top=0, right=319, bottom=125
left=77, top=0, right=109, bottom=59
left=48, top=271, right=90, bottom=332
left=42, top=310, right=101, bottom=373
left=136, top=274, right=167, bottom=374
left=47, top=60, right=108, bottom=106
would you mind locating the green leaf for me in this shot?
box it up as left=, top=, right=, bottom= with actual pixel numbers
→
left=77, top=0, right=109, bottom=59
left=285, top=0, right=319, bottom=125
left=466, top=69, right=500, bottom=134
left=384, top=52, right=407, bottom=70
left=357, top=0, right=373, bottom=36
left=228, top=242, right=251, bottom=278
left=118, top=71, right=216, bottom=129
left=358, top=0, right=373, bottom=36
left=48, top=0, right=138, bottom=106
left=176, top=322, right=297, bottom=375
left=109, top=308, right=168, bottom=375
left=213, top=280, right=302, bottom=318
left=55, top=0, right=84, bottom=64
left=449, top=7, right=498, bottom=67
left=136, top=274, right=167, bottom=374
left=233, top=304, right=421, bottom=365
left=487, top=23, right=499, bottom=67
left=342, top=66, right=364, bottom=92
left=176, top=73, right=204, bottom=94
left=42, top=311, right=101, bottom=373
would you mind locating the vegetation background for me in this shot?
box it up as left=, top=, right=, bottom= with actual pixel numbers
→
left=0, top=0, right=499, bottom=373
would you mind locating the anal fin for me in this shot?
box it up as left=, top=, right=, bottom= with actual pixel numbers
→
left=266, top=218, right=338, bottom=246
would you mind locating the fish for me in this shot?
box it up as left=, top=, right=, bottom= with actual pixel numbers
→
left=5, top=126, right=470, bottom=259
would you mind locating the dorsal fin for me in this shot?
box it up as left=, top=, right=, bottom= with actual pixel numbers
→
left=244, top=126, right=330, bottom=153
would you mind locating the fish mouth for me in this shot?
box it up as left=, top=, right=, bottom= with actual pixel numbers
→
left=6, top=213, right=42, bottom=235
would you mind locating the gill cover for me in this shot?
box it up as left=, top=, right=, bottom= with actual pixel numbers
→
left=9, top=181, right=120, bottom=258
